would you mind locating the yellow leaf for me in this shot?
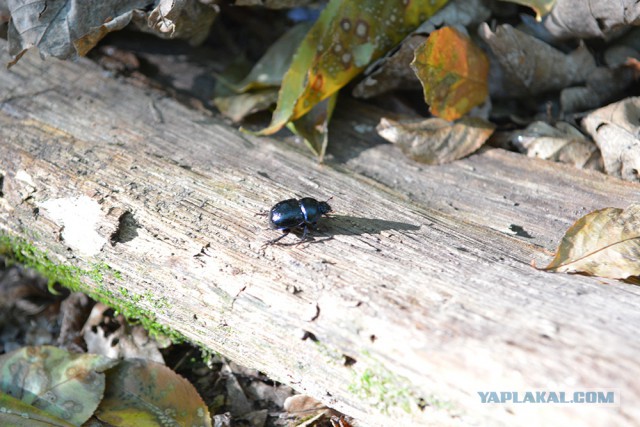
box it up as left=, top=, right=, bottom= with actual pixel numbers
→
left=544, top=204, right=640, bottom=279
left=0, top=391, right=76, bottom=427
left=412, top=27, right=489, bottom=121
left=257, top=0, right=450, bottom=136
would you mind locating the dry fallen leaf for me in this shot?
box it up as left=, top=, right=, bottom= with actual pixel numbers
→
left=7, top=0, right=150, bottom=65
left=543, top=0, right=640, bottom=40
left=352, top=0, right=491, bottom=99
left=544, top=204, right=640, bottom=279
left=257, top=0, right=449, bottom=136
left=511, top=121, right=602, bottom=170
left=352, top=34, right=426, bottom=99
left=582, top=97, right=640, bottom=182
left=412, top=26, right=489, bottom=121
left=96, top=358, right=212, bottom=427
left=83, top=303, right=165, bottom=363
left=288, top=92, right=338, bottom=160
left=377, top=116, right=495, bottom=164
left=478, top=23, right=595, bottom=97
left=560, top=65, right=636, bottom=113
left=132, top=0, right=219, bottom=45
left=214, top=23, right=311, bottom=122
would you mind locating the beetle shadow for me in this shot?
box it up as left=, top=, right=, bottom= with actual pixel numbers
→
left=321, top=214, right=420, bottom=237
left=262, top=215, right=421, bottom=247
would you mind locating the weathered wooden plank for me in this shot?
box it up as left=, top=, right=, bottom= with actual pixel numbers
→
left=1, top=41, right=639, bottom=426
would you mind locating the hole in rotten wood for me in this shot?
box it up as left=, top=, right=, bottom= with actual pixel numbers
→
left=343, top=355, right=356, bottom=367
left=300, top=330, right=317, bottom=341
left=110, top=211, right=139, bottom=245
left=0, top=173, right=4, bottom=197
left=417, top=397, right=428, bottom=411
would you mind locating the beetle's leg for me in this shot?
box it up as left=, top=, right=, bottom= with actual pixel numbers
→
left=300, top=225, right=309, bottom=241
left=265, top=229, right=290, bottom=246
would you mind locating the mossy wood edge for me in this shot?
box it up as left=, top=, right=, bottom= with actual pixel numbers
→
left=1, top=40, right=639, bottom=426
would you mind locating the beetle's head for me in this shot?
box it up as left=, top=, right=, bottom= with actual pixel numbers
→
left=319, top=197, right=333, bottom=215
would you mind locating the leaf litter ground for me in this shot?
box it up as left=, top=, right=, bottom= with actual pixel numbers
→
left=0, top=259, right=350, bottom=427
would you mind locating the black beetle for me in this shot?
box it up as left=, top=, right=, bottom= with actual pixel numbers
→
left=265, top=197, right=332, bottom=245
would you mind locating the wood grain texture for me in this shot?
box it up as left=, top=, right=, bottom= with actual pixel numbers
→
left=1, top=40, right=640, bottom=426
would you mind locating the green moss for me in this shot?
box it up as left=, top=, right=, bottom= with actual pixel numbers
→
left=0, top=232, right=187, bottom=344
left=313, top=339, right=345, bottom=365
left=347, top=354, right=453, bottom=415
left=348, top=362, right=414, bottom=413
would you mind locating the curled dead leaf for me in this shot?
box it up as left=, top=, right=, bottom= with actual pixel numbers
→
left=511, top=121, right=602, bottom=170
left=543, top=0, right=640, bottom=40
left=377, top=116, right=495, bottom=165
left=582, top=97, right=640, bottom=182
left=7, top=0, right=150, bottom=65
left=544, top=204, right=640, bottom=280
left=478, top=23, right=595, bottom=98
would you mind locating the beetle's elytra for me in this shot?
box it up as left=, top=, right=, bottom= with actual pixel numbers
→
left=266, top=197, right=332, bottom=245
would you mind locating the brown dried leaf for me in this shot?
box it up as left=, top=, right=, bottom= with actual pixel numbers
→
left=82, top=303, right=165, bottom=363
left=352, top=34, right=426, bottom=99
left=7, top=0, right=149, bottom=64
left=545, top=205, right=640, bottom=279
left=132, top=0, right=219, bottom=45
left=511, top=121, right=602, bottom=170
left=377, top=116, right=494, bottom=164
left=478, top=23, right=595, bottom=97
left=560, top=66, right=636, bottom=113
left=582, top=97, right=640, bottom=182
left=543, top=0, right=640, bottom=40
left=283, top=394, right=325, bottom=414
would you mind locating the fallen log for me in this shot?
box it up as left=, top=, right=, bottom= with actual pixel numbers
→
left=1, top=40, right=639, bottom=426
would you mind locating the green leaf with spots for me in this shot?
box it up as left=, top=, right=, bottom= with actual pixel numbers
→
left=0, top=391, right=76, bottom=427
left=0, top=346, right=117, bottom=426
left=257, top=0, right=450, bottom=136
left=96, top=358, right=212, bottom=427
